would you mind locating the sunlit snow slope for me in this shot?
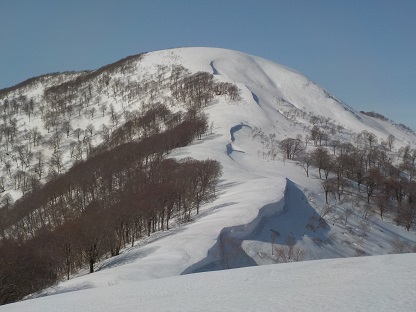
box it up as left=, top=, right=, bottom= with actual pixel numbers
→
left=3, top=47, right=416, bottom=310
left=3, top=254, right=416, bottom=312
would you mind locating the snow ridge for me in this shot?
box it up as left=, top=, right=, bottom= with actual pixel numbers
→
left=1, top=47, right=416, bottom=311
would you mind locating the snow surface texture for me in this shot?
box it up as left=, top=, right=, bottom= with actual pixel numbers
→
left=3, top=47, right=416, bottom=310
left=3, top=254, right=416, bottom=312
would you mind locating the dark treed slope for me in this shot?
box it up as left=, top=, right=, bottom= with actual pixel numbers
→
left=0, top=52, right=239, bottom=304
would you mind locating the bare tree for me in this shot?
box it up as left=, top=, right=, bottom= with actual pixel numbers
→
left=50, top=150, right=63, bottom=173
left=79, top=204, right=106, bottom=273
left=310, top=126, right=322, bottom=146
left=298, top=152, right=313, bottom=177
left=343, top=207, right=354, bottom=225
left=62, top=121, right=72, bottom=138
left=307, top=205, right=331, bottom=232
left=270, top=230, right=280, bottom=255
left=329, top=139, right=340, bottom=155
left=34, top=151, right=45, bottom=179
left=73, top=128, right=83, bottom=140
left=395, top=203, right=415, bottom=231
left=279, top=136, right=305, bottom=160
left=49, top=131, right=64, bottom=153
left=364, top=168, right=383, bottom=203
left=85, top=124, right=95, bottom=137
left=273, top=236, right=306, bottom=263
left=322, top=178, right=337, bottom=204
left=389, top=235, right=416, bottom=253
left=312, top=147, right=331, bottom=179
left=100, top=104, right=107, bottom=117
left=375, top=192, right=389, bottom=219
left=359, top=130, right=378, bottom=148
left=100, top=124, right=110, bottom=143
left=88, top=107, right=96, bottom=119
left=387, top=134, right=395, bottom=151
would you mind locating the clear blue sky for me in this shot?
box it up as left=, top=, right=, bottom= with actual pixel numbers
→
left=1, top=0, right=415, bottom=129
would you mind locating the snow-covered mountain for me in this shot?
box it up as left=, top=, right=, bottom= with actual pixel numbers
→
left=1, top=47, right=415, bottom=310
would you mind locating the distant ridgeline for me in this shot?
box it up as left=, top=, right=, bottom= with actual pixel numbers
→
left=360, top=111, right=414, bottom=134
left=360, top=111, right=389, bottom=121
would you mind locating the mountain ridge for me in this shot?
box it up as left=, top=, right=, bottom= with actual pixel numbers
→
left=0, top=47, right=415, bottom=308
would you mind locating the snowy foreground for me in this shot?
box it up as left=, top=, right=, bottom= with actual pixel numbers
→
left=2, top=254, right=415, bottom=312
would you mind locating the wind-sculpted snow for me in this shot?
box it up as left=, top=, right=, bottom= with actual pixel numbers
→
left=183, top=179, right=331, bottom=273
left=209, top=61, right=219, bottom=75
left=249, top=89, right=260, bottom=106
left=226, top=143, right=245, bottom=157
left=230, top=123, right=251, bottom=142
left=226, top=123, right=250, bottom=157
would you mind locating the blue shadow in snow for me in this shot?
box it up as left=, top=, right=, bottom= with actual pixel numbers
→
left=230, top=123, right=251, bottom=142
left=226, top=143, right=245, bottom=157
left=210, top=61, right=219, bottom=75
left=182, top=179, right=331, bottom=274
left=251, top=91, right=260, bottom=106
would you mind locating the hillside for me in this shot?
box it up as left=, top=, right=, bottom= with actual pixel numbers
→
left=0, top=47, right=415, bottom=307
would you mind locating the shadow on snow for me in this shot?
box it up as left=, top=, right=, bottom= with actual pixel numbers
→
left=182, top=179, right=331, bottom=274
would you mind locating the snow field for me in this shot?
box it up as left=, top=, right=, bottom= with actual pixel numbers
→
left=2, top=254, right=415, bottom=312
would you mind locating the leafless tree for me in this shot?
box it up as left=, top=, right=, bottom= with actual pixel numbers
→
left=279, top=136, right=305, bottom=160
left=85, top=124, right=95, bottom=137
left=34, top=151, right=45, bottom=179
left=61, top=121, right=72, bottom=138
left=273, top=236, right=306, bottom=263
left=298, top=152, right=313, bottom=177
left=387, top=134, right=395, bottom=151
left=50, top=150, right=63, bottom=173
left=395, top=203, right=415, bottom=231
left=322, top=178, right=337, bottom=204
left=73, top=128, right=83, bottom=140
left=99, top=104, right=107, bottom=117
left=389, top=235, right=416, bottom=253
left=364, top=168, right=383, bottom=203
left=312, top=147, right=331, bottom=179
left=329, top=139, right=340, bottom=155
left=307, top=205, right=331, bottom=232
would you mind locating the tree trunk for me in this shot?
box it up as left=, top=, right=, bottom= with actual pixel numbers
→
left=89, top=258, right=94, bottom=273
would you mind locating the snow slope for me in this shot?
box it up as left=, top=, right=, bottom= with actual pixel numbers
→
left=141, top=47, right=416, bottom=145
left=2, top=254, right=415, bottom=312
left=2, top=47, right=416, bottom=309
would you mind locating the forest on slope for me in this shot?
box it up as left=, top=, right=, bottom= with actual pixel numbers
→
left=0, top=53, right=240, bottom=304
